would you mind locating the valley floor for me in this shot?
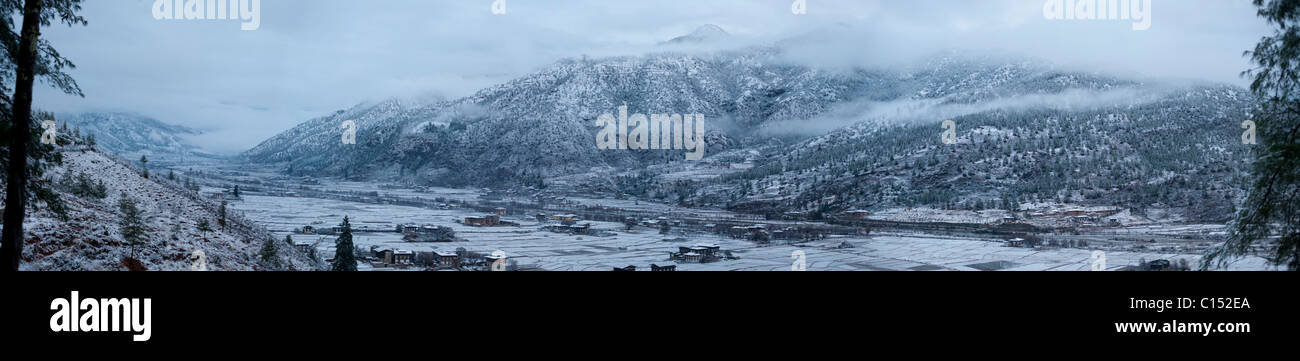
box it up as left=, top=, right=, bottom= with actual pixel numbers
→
left=225, top=190, right=1274, bottom=271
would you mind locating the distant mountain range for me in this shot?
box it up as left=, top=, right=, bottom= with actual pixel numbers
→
left=239, top=25, right=1257, bottom=220
left=662, top=24, right=731, bottom=45
left=56, top=112, right=221, bottom=162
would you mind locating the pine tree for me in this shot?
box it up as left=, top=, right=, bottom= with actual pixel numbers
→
left=1, top=0, right=89, bottom=271
left=218, top=200, right=227, bottom=229
left=118, top=193, right=146, bottom=259
left=197, top=218, right=213, bottom=234
left=233, top=185, right=240, bottom=198
left=259, top=236, right=280, bottom=269
left=332, top=216, right=357, bottom=271
left=1207, top=0, right=1300, bottom=270
left=284, top=234, right=293, bottom=246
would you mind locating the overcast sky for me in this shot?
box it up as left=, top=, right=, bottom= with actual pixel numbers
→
left=33, top=0, right=1272, bottom=154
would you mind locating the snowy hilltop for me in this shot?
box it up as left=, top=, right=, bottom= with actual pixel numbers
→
left=16, top=144, right=315, bottom=271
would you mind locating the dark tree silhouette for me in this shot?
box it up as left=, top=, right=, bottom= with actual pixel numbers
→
left=331, top=216, right=357, bottom=271
left=1207, top=0, right=1300, bottom=270
left=1, top=0, right=88, bottom=271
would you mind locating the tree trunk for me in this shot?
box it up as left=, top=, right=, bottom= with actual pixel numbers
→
left=1, top=0, right=45, bottom=271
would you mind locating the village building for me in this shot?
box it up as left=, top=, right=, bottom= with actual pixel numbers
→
left=465, top=215, right=501, bottom=227
left=484, top=254, right=507, bottom=269
left=671, top=244, right=724, bottom=263
left=728, top=225, right=769, bottom=241
left=650, top=264, right=677, bottom=272
left=401, top=225, right=456, bottom=242
left=374, top=249, right=414, bottom=268
left=841, top=210, right=872, bottom=220
left=1005, top=238, right=1027, bottom=248
left=545, top=223, right=592, bottom=235
left=433, top=250, right=460, bottom=269
left=293, top=240, right=315, bottom=253
left=679, top=252, right=703, bottom=263
left=551, top=214, right=580, bottom=223
left=393, top=250, right=413, bottom=265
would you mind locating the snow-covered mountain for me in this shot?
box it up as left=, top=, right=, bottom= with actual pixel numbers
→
left=243, top=44, right=1131, bottom=187
left=697, top=84, right=1255, bottom=221
left=663, top=24, right=731, bottom=45
left=57, top=112, right=218, bottom=162
left=241, top=26, right=1255, bottom=222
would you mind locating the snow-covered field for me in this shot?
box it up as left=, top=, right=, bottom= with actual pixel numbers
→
left=228, top=193, right=1275, bottom=271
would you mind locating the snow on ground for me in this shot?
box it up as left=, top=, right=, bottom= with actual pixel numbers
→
left=18, top=150, right=285, bottom=271
left=229, top=193, right=1274, bottom=271
left=868, top=207, right=1013, bottom=224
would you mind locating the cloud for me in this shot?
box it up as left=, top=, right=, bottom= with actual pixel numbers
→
left=757, top=86, right=1174, bottom=137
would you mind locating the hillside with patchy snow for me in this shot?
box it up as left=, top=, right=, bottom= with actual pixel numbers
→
left=9, top=148, right=315, bottom=271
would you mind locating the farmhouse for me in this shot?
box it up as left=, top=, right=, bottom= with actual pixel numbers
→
left=545, top=223, right=592, bottom=235
left=1005, top=238, right=1027, bottom=248
left=671, top=244, right=724, bottom=263
left=465, top=215, right=501, bottom=227
left=293, top=240, right=315, bottom=253
left=484, top=253, right=507, bottom=269
left=728, top=225, right=768, bottom=239
left=374, top=249, right=414, bottom=268
left=551, top=214, right=580, bottom=223
left=433, top=250, right=460, bottom=269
